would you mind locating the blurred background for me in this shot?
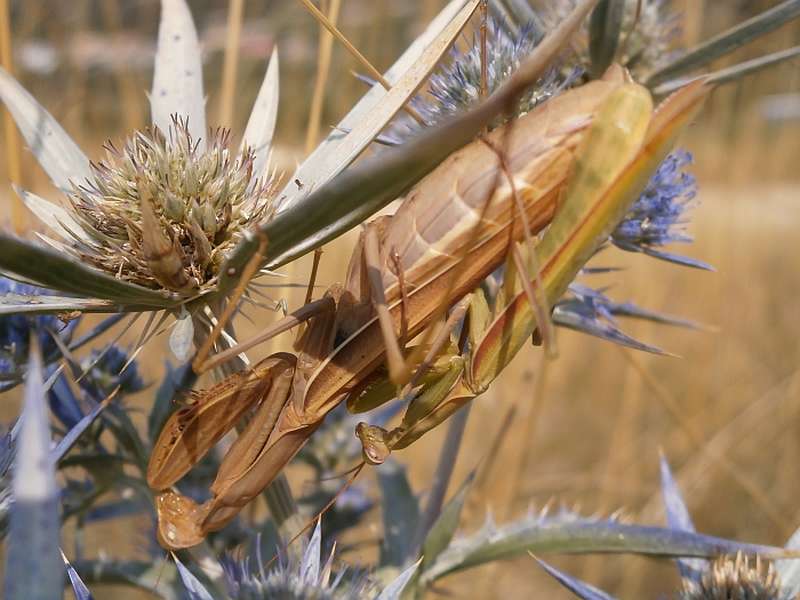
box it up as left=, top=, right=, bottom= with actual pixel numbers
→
left=0, top=0, right=799, bottom=597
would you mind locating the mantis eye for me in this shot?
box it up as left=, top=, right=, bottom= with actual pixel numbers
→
left=355, top=422, right=391, bottom=465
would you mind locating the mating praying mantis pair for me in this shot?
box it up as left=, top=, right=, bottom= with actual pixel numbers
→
left=145, top=61, right=710, bottom=549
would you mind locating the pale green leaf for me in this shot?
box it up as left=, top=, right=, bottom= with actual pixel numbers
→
left=0, top=234, right=182, bottom=308
left=589, top=0, right=625, bottom=77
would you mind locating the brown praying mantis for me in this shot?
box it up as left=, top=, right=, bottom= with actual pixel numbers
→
left=145, top=63, right=710, bottom=550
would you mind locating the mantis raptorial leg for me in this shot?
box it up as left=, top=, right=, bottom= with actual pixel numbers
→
left=389, top=248, right=410, bottom=349
left=192, top=233, right=268, bottom=373
left=195, top=297, right=333, bottom=374
left=364, top=224, right=411, bottom=385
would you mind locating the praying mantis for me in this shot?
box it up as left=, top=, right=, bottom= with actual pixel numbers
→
left=146, top=64, right=710, bottom=550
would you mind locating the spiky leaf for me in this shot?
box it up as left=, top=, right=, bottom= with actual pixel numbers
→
left=3, top=340, right=62, bottom=599
left=537, top=559, right=617, bottom=600
left=379, top=459, right=420, bottom=567
left=0, top=234, right=181, bottom=308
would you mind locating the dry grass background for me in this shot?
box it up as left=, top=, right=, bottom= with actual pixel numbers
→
left=0, top=1, right=799, bottom=598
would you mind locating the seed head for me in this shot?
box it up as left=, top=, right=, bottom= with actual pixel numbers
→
left=66, top=117, right=278, bottom=294
left=679, top=554, right=785, bottom=600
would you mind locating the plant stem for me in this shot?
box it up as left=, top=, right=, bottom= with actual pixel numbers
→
left=412, top=403, right=472, bottom=554
left=305, top=0, right=341, bottom=153
left=263, top=473, right=305, bottom=553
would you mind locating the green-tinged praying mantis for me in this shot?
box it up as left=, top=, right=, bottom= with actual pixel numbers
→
left=146, top=63, right=710, bottom=550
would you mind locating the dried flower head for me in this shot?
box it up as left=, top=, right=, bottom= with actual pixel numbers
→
left=0, top=0, right=280, bottom=302
left=67, top=118, right=277, bottom=293
left=679, top=554, right=783, bottom=600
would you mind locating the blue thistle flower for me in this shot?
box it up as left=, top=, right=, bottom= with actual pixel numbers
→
left=379, top=16, right=576, bottom=143
left=220, top=521, right=374, bottom=599
left=174, top=520, right=419, bottom=599
left=0, top=277, right=78, bottom=376
left=78, top=346, right=145, bottom=400
left=553, top=282, right=701, bottom=354
left=612, top=150, right=712, bottom=270
left=420, top=19, right=567, bottom=123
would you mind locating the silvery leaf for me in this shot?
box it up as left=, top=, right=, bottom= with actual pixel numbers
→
left=0, top=233, right=181, bottom=308
left=51, top=395, right=111, bottom=463
left=62, top=550, right=94, bottom=600
left=301, top=519, right=322, bottom=584
left=659, top=453, right=706, bottom=581
left=379, top=458, right=420, bottom=567
left=646, top=0, right=800, bottom=87
left=376, top=559, right=422, bottom=600
left=169, top=309, right=194, bottom=361
left=15, top=186, right=93, bottom=245
left=3, top=339, right=62, bottom=599
left=0, top=294, right=116, bottom=315
left=174, top=557, right=214, bottom=600
left=421, top=471, right=474, bottom=570
left=241, top=49, right=279, bottom=179
left=588, top=0, right=625, bottom=78
left=776, top=527, right=800, bottom=595
left=71, top=558, right=181, bottom=600
left=553, top=303, right=670, bottom=355
left=421, top=514, right=795, bottom=584
left=0, top=67, right=91, bottom=190
left=537, top=559, right=617, bottom=599
left=276, top=0, right=480, bottom=212
left=151, top=0, right=206, bottom=148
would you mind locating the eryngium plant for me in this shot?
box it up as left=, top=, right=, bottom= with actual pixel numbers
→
left=1, top=0, right=799, bottom=598
left=68, top=119, right=277, bottom=293
left=0, top=0, right=280, bottom=310
left=537, top=455, right=800, bottom=599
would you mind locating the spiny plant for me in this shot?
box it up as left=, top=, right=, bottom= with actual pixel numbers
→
left=0, top=0, right=799, bottom=598
left=537, top=455, right=800, bottom=599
